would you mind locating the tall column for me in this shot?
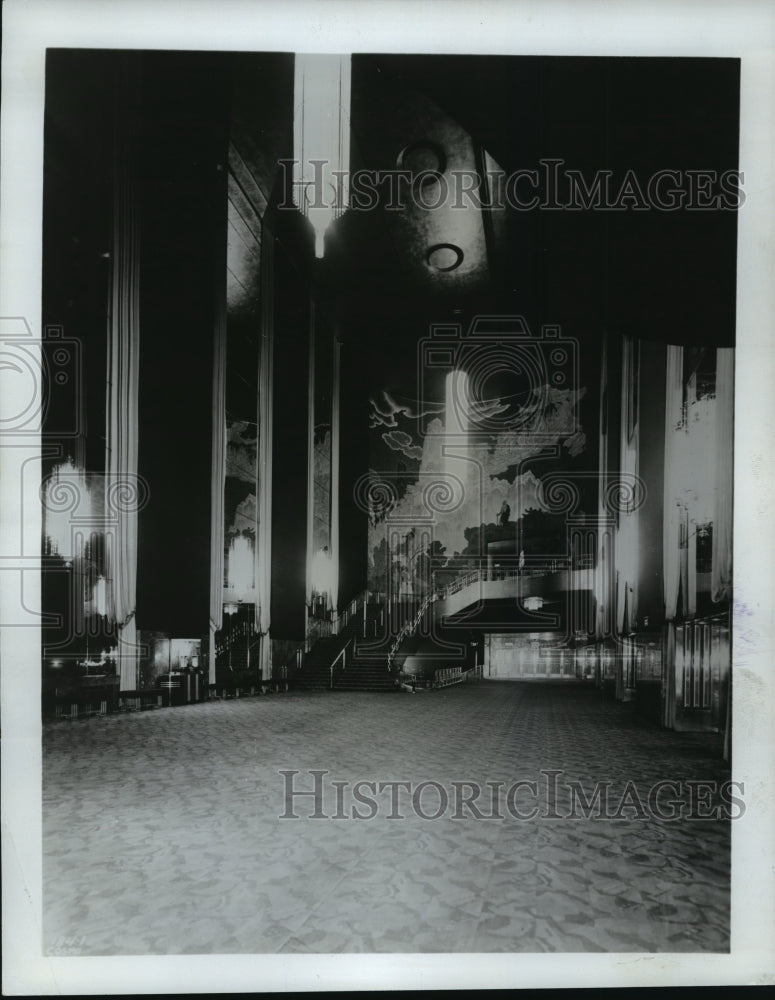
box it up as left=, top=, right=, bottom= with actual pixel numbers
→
left=135, top=54, right=229, bottom=645
left=269, top=238, right=310, bottom=640
left=106, top=59, right=141, bottom=693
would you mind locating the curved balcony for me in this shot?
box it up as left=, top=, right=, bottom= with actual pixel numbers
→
left=434, top=558, right=596, bottom=622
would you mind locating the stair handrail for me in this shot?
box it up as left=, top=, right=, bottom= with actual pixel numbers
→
left=329, top=640, right=351, bottom=689
left=386, top=558, right=574, bottom=670
left=387, top=589, right=437, bottom=671
left=324, top=560, right=595, bottom=683
left=332, top=589, right=371, bottom=635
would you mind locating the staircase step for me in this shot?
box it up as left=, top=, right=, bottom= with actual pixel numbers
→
left=297, top=600, right=406, bottom=691
left=334, top=682, right=398, bottom=691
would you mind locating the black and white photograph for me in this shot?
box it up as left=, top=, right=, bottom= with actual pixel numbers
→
left=2, top=1, right=774, bottom=993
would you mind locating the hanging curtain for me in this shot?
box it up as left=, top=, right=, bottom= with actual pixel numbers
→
left=686, top=507, right=697, bottom=617
left=208, top=287, right=227, bottom=685
left=305, top=302, right=316, bottom=608
left=663, top=345, right=684, bottom=620
left=723, top=667, right=731, bottom=762
left=256, top=226, right=274, bottom=651
left=330, top=335, right=341, bottom=611
left=663, top=621, right=676, bottom=729
left=615, top=583, right=627, bottom=699
left=616, top=565, right=627, bottom=636
left=596, top=530, right=613, bottom=640
left=678, top=506, right=690, bottom=618
left=712, top=348, right=734, bottom=603
left=616, top=337, right=639, bottom=635
left=106, top=60, right=141, bottom=693
left=595, top=341, right=610, bottom=639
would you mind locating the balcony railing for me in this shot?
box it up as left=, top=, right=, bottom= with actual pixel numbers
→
left=386, top=555, right=596, bottom=672
left=437, top=555, right=594, bottom=596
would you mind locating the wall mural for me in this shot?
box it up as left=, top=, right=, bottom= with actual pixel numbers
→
left=367, top=380, right=587, bottom=597
left=224, top=419, right=258, bottom=600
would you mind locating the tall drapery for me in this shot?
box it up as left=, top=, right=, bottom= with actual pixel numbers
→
left=663, top=345, right=684, bottom=621
left=106, top=62, right=141, bottom=692
left=595, top=339, right=611, bottom=640
left=330, top=335, right=341, bottom=612
left=712, top=348, right=734, bottom=603
left=208, top=280, right=227, bottom=685
left=616, top=338, right=639, bottom=636
left=256, top=226, right=274, bottom=663
left=662, top=621, right=676, bottom=729
left=686, top=507, right=697, bottom=617
left=615, top=560, right=630, bottom=636
left=305, top=302, right=316, bottom=607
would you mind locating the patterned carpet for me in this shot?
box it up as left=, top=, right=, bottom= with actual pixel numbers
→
left=42, top=681, right=730, bottom=954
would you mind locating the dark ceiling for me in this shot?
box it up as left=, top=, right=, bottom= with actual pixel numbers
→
left=44, top=49, right=740, bottom=413
left=45, top=49, right=739, bottom=356
left=325, top=55, right=739, bottom=348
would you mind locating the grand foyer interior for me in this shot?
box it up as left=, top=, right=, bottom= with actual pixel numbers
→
left=40, top=50, right=737, bottom=737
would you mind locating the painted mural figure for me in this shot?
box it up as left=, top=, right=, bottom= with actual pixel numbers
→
left=498, top=500, right=511, bottom=527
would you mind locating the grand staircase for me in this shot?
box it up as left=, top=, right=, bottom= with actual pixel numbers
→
left=296, top=562, right=587, bottom=693
left=295, top=598, right=399, bottom=693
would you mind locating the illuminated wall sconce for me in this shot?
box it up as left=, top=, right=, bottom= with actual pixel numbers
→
left=92, top=575, right=108, bottom=617
left=310, top=546, right=334, bottom=600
